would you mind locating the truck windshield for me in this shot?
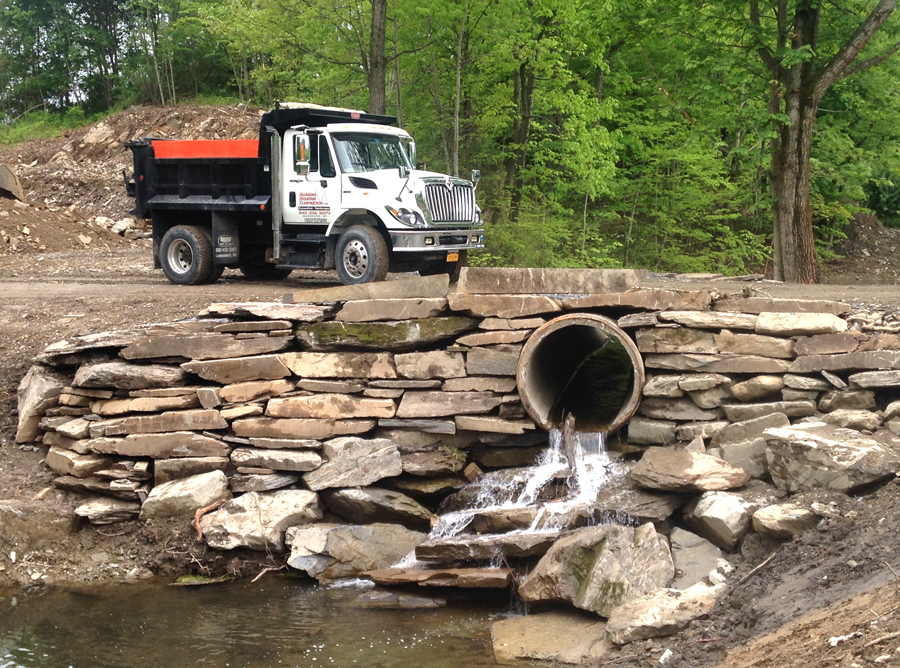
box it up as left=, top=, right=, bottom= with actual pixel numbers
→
left=331, top=133, right=411, bottom=173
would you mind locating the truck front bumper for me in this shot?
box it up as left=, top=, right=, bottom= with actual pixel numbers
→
left=389, top=228, right=485, bottom=252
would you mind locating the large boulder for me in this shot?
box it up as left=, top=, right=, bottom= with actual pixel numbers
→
left=286, top=523, right=428, bottom=581
left=629, top=447, right=750, bottom=492
left=764, top=422, right=900, bottom=492
left=201, top=490, right=323, bottom=551
left=139, top=470, right=231, bottom=519
left=491, top=611, right=611, bottom=665
left=606, top=583, right=726, bottom=644
left=683, top=491, right=757, bottom=550
left=752, top=503, right=820, bottom=539
left=16, top=365, right=66, bottom=443
left=518, top=523, right=674, bottom=617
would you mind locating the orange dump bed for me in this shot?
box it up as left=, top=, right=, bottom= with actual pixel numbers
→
left=151, top=139, right=259, bottom=159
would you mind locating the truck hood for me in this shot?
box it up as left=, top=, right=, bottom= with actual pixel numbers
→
left=343, top=169, right=472, bottom=197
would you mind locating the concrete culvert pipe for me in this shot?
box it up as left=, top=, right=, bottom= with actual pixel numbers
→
left=517, top=313, right=645, bottom=434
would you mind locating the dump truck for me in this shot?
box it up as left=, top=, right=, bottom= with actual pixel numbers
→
left=125, top=103, right=484, bottom=285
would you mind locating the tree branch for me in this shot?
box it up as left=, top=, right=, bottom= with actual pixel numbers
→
left=750, top=1, right=779, bottom=75
left=844, top=38, right=900, bottom=76
left=815, top=0, right=899, bottom=97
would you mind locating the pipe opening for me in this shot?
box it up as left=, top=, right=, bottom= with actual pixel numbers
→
left=517, top=314, right=645, bottom=434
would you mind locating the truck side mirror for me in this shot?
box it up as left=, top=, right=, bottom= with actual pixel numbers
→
left=406, top=140, right=416, bottom=169
left=471, top=169, right=481, bottom=189
left=294, top=135, right=310, bottom=175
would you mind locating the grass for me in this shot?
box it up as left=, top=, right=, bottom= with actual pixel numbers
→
left=0, top=106, right=119, bottom=146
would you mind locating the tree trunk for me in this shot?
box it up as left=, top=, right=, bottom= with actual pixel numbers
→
left=504, top=61, right=535, bottom=223
left=368, top=0, right=387, bottom=114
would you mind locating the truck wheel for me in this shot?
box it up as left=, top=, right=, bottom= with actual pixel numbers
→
left=205, top=265, right=225, bottom=284
left=336, top=225, right=389, bottom=285
left=239, top=256, right=292, bottom=280
left=160, top=225, right=213, bottom=285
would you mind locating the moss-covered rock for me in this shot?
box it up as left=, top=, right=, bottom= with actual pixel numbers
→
left=295, top=317, right=478, bottom=352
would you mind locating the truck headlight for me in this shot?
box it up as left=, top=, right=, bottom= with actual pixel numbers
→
left=474, top=206, right=482, bottom=225
left=386, top=205, right=426, bottom=227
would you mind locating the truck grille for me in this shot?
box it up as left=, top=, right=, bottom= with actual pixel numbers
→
left=425, top=183, right=475, bottom=224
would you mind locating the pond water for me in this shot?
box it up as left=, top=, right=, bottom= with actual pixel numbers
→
left=0, top=578, right=536, bottom=668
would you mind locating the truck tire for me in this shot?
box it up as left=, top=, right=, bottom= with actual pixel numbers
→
left=239, top=256, right=293, bottom=280
left=205, top=265, right=225, bottom=284
left=419, top=250, right=468, bottom=283
left=336, top=225, right=389, bottom=285
left=160, top=225, right=214, bottom=285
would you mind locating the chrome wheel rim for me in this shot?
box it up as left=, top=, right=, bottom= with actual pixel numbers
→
left=166, top=239, right=193, bottom=275
left=342, top=239, right=369, bottom=279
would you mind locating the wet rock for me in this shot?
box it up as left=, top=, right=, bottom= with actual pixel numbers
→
left=643, top=376, right=685, bottom=398
left=16, top=365, right=66, bottom=443
left=627, top=417, right=677, bottom=445
left=266, top=394, right=396, bottom=419
left=295, top=318, right=476, bottom=352
left=121, top=333, right=289, bottom=361
left=154, top=456, right=229, bottom=484
left=74, top=361, right=187, bottom=389
left=448, top=293, right=562, bottom=318
left=713, top=330, right=795, bottom=359
left=382, top=475, right=467, bottom=498
left=356, top=590, right=446, bottom=609
left=630, top=447, right=750, bottom=492
left=491, top=611, right=611, bottom=665
left=201, top=489, right=323, bottom=551
left=518, top=523, right=674, bottom=616
left=74, top=498, right=140, bottom=524
left=765, top=422, right=900, bottom=492
left=231, top=417, right=375, bottom=440
left=731, top=376, right=784, bottom=402
left=302, top=437, right=402, bottom=491
left=818, top=390, right=876, bottom=412
left=723, top=400, right=817, bottom=422
left=279, top=351, right=397, bottom=378
left=140, top=470, right=231, bottom=519
left=320, top=487, right=435, bottom=530
left=395, top=351, right=466, bottom=379
left=219, top=379, right=294, bottom=403
left=847, top=370, right=900, bottom=388
left=635, top=328, right=718, bottom=355
left=683, top=491, right=757, bottom=550
left=287, top=523, right=427, bottom=580
left=231, top=447, right=322, bottom=472
left=416, top=531, right=557, bottom=561
left=397, top=391, right=502, bottom=418
left=820, top=409, right=883, bottom=432
left=182, top=354, right=291, bottom=384
left=637, top=398, right=722, bottom=421
left=471, top=445, right=545, bottom=468
left=336, top=297, right=448, bottom=322
left=752, top=503, right=820, bottom=539
left=466, top=345, right=522, bottom=376
left=606, top=583, right=726, bottom=645
left=670, top=528, right=724, bottom=589
left=658, top=311, right=758, bottom=330
left=366, top=567, right=512, bottom=588
left=44, top=447, right=111, bottom=478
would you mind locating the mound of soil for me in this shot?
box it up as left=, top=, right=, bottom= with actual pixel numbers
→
left=821, top=213, right=900, bottom=285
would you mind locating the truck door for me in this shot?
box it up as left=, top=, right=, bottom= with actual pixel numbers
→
left=283, top=131, right=337, bottom=226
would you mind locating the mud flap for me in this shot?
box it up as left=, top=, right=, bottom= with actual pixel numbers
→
left=212, top=212, right=240, bottom=265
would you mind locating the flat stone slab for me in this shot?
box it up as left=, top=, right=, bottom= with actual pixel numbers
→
left=397, top=391, right=502, bottom=418
left=636, top=328, right=718, bottom=354
left=90, top=395, right=201, bottom=416
left=232, top=417, right=375, bottom=440
left=756, top=312, right=848, bottom=337
left=713, top=297, right=849, bottom=315
left=336, top=298, right=448, bottom=322
left=231, top=447, right=322, bottom=472
left=321, top=487, right=434, bottom=530
left=74, top=498, right=141, bottom=524
left=457, top=267, right=643, bottom=295
left=794, top=332, right=863, bottom=356
left=285, top=274, right=449, bottom=304
left=456, top=415, right=536, bottom=433
left=89, top=432, right=232, bottom=458
left=723, top=400, right=817, bottom=422
left=302, top=437, right=402, bottom=491
left=295, top=318, right=477, bottom=352
left=120, top=334, right=289, bottom=361
left=848, top=370, right=900, bottom=388
left=448, top=293, right=562, bottom=318
left=213, top=320, right=293, bottom=333
left=714, top=330, right=795, bottom=359
left=182, top=354, right=291, bottom=384
left=140, top=470, right=231, bottom=519
left=45, top=447, right=111, bottom=478
left=74, top=361, right=188, bottom=389
left=365, top=567, right=512, bottom=588
left=559, top=289, right=711, bottom=312
left=267, top=394, right=396, bottom=419
left=279, top=352, right=397, bottom=379
left=395, top=351, right=466, bottom=379
left=630, top=447, right=750, bottom=492
left=491, top=611, right=611, bottom=666
left=92, top=409, right=227, bottom=436
left=645, top=354, right=791, bottom=374
left=17, top=365, right=66, bottom=443
left=219, top=379, right=294, bottom=404
left=658, top=311, right=758, bottom=330
left=456, top=330, right=531, bottom=347
left=154, top=456, right=229, bottom=484
left=200, top=302, right=331, bottom=321
left=415, top=531, right=558, bottom=561
left=377, top=419, right=457, bottom=434
left=638, top=397, right=722, bottom=421
left=466, top=345, right=522, bottom=376
left=443, top=377, right=518, bottom=392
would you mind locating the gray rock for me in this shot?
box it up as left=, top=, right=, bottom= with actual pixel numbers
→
left=232, top=417, right=375, bottom=440
left=395, top=351, right=466, bottom=379
left=470, top=445, right=545, bottom=469
left=457, top=267, right=643, bottom=295
left=397, top=391, right=502, bottom=418
left=764, top=422, right=900, bottom=492
left=455, top=330, right=530, bottom=347
left=201, top=302, right=330, bottom=320
left=630, top=447, right=750, bottom=492
left=606, top=583, right=726, bottom=645
left=121, top=333, right=289, bottom=361
left=336, top=297, right=448, bottom=322
left=822, top=370, right=848, bottom=388
left=74, top=361, right=187, bottom=390
left=479, top=316, right=547, bottom=331
left=820, top=409, right=883, bottom=432
left=154, top=457, right=229, bottom=484
left=182, top=354, right=291, bottom=384
left=713, top=297, right=849, bottom=315
left=92, top=409, right=227, bottom=436
left=670, top=528, right=724, bottom=589
left=818, top=390, right=877, bottom=412
left=302, top=437, right=402, bottom=491
left=455, top=416, right=536, bottom=434
left=201, top=490, right=323, bottom=551
left=16, top=365, right=66, bottom=443
left=44, top=447, right=111, bottom=478
left=287, top=523, right=428, bottom=580
left=74, top=498, right=141, bottom=524
left=219, top=379, right=294, bottom=403
left=723, top=401, right=817, bottom=422
left=296, top=379, right=366, bottom=393
left=708, top=439, right=768, bottom=479
left=683, top=491, right=757, bottom=550
left=89, top=432, right=231, bottom=459
left=752, top=503, right=820, bottom=539
left=90, top=395, right=201, bottom=416
left=784, top=374, right=831, bottom=391
left=295, top=318, right=476, bottom=352
left=356, top=590, right=446, bottom=609
left=140, top=470, right=231, bottom=519
left=266, top=394, right=396, bottom=419
left=794, top=332, right=862, bottom=356
left=643, top=376, right=685, bottom=398
left=231, top=447, right=322, bottom=472
left=320, top=487, right=435, bottom=530
left=466, top=345, right=522, bottom=376
left=635, top=328, right=718, bottom=355
left=229, top=472, right=300, bottom=493
left=628, top=417, right=677, bottom=445
left=416, top=531, right=558, bottom=562
left=687, top=385, right=733, bottom=409
left=278, top=351, right=397, bottom=378
left=645, top=354, right=791, bottom=374
left=638, top=398, right=722, bottom=421
left=285, top=273, right=449, bottom=303
left=678, top=374, right=731, bottom=392
left=790, top=351, right=900, bottom=374
left=676, top=421, right=729, bottom=442
left=782, top=388, right=820, bottom=402
left=518, top=523, right=674, bottom=616
left=442, top=377, right=518, bottom=392
left=848, top=370, right=900, bottom=388
left=755, top=312, right=847, bottom=336
left=713, top=330, right=795, bottom=359
left=658, top=311, right=758, bottom=330
left=491, top=612, right=611, bottom=665
left=448, top=292, right=561, bottom=318
left=710, top=413, right=790, bottom=449
left=731, top=376, right=784, bottom=402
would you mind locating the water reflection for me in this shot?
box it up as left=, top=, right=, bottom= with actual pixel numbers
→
left=0, top=578, right=530, bottom=668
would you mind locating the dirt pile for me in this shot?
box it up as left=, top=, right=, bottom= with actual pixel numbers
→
left=822, top=213, right=900, bottom=285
